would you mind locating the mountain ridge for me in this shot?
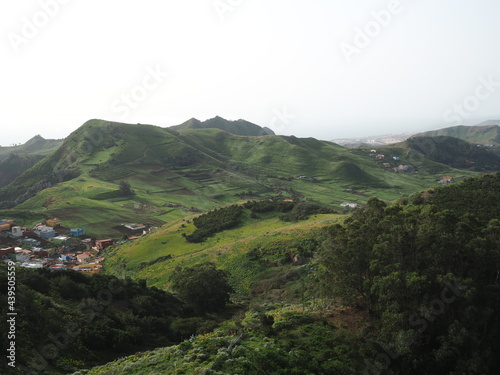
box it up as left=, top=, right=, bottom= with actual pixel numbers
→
left=170, top=115, right=275, bottom=136
left=414, top=124, right=500, bottom=146
left=0, top=119, right=494, bottom=236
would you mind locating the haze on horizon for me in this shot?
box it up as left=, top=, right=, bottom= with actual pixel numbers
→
left=1, top=0, right=500, bottom=146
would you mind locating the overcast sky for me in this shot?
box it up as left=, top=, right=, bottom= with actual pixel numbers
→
left=1, top=0, right=500, bottom=146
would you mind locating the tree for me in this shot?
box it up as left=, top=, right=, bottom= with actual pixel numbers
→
left=118, top=180, right=134, bottom=196
left=170, top=262, right=233, bottom=315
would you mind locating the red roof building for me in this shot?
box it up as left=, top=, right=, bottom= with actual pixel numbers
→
left=0, top=247, right=15, bottom=259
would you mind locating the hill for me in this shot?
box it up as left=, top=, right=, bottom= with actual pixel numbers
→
left=170, top=115, right=275, bottom=136
left=403, top=136, right=500, bottom=171
left=415, top=124, right=500, bottom=146
left=0, top=135, right=63, bottom=160
left=351, top=135, right=500, bottom=174
left=102, top=201, right=341, bottom=289
left=0, top=119, right=496, bottom=237
left=70, top=173, right=500, bottom=375
left=0, top=154, right=46, bottom=188
left=0, top=136, right=64, bottom=188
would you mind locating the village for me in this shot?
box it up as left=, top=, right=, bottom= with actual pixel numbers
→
left=0, top=218, right=151, bottom=273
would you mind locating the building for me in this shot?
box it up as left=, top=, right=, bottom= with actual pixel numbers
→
left=395, top=165, right=414, bottom=173
left=45, top=218, right=61, bottom=227
left=49, top=265, right=67, bottom=271
left=60, top=254, right=73, bottom=262
left=124, top=224, right=146, bottom=231
left=11, top=252, right=30, bottom=263
left=34, top=225, right=56, bottom=239
left=23, top=238, right=41, bottom=247
left=76, top=252, right=92, bottom=263
left=32, top=248, right=49, bottom=258
left=11, top=226, right=23, bottom=237
left=0, top=247, right=15, bottom=259
left=20, top=260, right=45, bottom=269
left=0, top=220, right=14, bottom=232
left=70, top=228, right=85, bottom=237
left=439, top=176, right=454, bottom=185
left=96, top=239, right=114, bottom=250
left=22, top=229, right=35, bottom=237
left=340, top=202, right=358, bottom=209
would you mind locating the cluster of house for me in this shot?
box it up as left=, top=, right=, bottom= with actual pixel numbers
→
left=368, top=150, right=415, bottom=173
left=0, top=218, right=120, bottom=272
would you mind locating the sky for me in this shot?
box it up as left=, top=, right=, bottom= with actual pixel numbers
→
left=1, top=0, right=500, bottom=146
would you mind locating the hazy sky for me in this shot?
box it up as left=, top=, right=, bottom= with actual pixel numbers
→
left=1, top=0, right=500, bottom=146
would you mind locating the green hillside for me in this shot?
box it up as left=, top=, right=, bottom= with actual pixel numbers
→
left=0, top=153, right=45, bottom=188
left=69, top=173, right=500, bottom=375
left=103, top=203, right=342, bottom=289
left=415, top=124, right=500, bottom=146
left=0, top=135, right=64, bottom=190
left=0, top=119, right=491, bottom=237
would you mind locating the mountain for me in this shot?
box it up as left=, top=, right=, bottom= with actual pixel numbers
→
left=170, top=115, right=275, bottom=136
left=0, top=119, right=492, bottom=237
left=414, top=124, right=500, bottom=146
left=0, top=135, right=64, bottom=189
left=477, top=119, right=500, bottom=126
left=0, top=135, right=63, bottom=160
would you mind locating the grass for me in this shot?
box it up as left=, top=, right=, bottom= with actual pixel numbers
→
left=103, top=211, right=342, bottom=289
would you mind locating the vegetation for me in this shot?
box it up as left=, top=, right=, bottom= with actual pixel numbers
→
left=319, top=176, right=500, bottom=374
left=88, top=173, right=500, bottom=374
left=118, top=180, right=134, bottom=196
left=0, top=268, right=191, bottom=374
left=0, top=153, right=45, bottom=188
left=415, top=124, right=500, bottom=147
left=406, top=136, right=500, bottom=170
left=185, top=205, right=244, bottom=243
left=170, top=262, right=233, bottom=315
left=0, top=135, right=62, bottom=160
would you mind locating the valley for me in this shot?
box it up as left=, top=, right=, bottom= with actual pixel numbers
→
left=1, top=118, right=500, bottom=374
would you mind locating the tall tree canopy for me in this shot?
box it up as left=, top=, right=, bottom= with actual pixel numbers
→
left=170, top=262, right=233, bottom=315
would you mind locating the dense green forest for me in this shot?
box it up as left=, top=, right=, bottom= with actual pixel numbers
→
left=319, top=173, right=500, bottom=374
left=0, top=267, right=234, bottom=374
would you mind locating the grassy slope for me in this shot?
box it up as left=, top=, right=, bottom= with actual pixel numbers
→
left=103, top=210, right=343, bottom=290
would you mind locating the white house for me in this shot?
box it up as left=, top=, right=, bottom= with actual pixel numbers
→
left=33, top=225, right=56, bottom=239
left=340, top=202, right=358, bottom=209
left=12, top=226, right=23, bottom=237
